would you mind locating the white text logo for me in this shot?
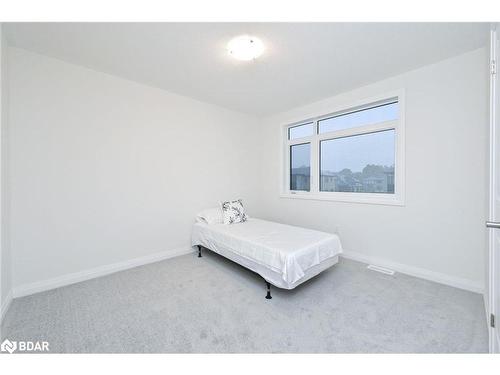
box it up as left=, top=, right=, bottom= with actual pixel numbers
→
left=1, top=339, right=49, bottom=354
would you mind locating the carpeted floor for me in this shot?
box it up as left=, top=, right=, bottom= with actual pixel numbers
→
left=0, top=251, right=488, bottom=353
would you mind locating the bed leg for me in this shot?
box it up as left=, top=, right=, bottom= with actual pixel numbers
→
left=197, top=245, right=202, bottom=258
left=265, top=282, right=272, bottom=300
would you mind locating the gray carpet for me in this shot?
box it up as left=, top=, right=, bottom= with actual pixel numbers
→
left=0, top=251, right=488, bottom=353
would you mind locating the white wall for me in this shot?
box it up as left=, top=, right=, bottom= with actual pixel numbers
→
left=255, top=48, right=489, bottom=292
left=7, top=47, right=259, bottom=292
left=1, top=24, right=13, bottom=322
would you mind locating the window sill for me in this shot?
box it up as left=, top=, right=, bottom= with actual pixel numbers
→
left=279, top=192, right=405, bottom=206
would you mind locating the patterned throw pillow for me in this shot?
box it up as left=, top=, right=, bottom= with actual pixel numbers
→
left=221, top=199, right=248, bottom=225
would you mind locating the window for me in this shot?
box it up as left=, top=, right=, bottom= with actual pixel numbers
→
left=288, top=123, right=314, bottom=140
left=282, top=92, right=404, bottom=205
left=318, top=101, right=398, bottom=134
left=290, top=143, right=311, bottom=191
left=320, top=130, right=395, bottom=193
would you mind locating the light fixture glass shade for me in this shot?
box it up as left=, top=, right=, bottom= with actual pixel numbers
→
left=227, top=35, right=264, bottom=61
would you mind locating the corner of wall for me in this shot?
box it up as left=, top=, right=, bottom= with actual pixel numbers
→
left=0, top=22, right=13, bottom=325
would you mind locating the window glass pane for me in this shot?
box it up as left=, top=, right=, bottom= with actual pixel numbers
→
left=318, top=101, right=398, bottom=134
left=320, top=130, right=395, bottom=194
left=290, top=143, right=310, bottom=191
left=288, top=123, right=314, bottom=140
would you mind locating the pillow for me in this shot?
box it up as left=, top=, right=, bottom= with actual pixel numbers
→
left=196, top=207, right=223, bottom=225
left=221, top=199, right=248, bottom=225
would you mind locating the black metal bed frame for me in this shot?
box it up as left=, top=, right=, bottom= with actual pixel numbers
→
left=197, top=245, right=272, bottom=299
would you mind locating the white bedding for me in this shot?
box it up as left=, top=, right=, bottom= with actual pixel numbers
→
left=191, top=218, right=342, bottom=289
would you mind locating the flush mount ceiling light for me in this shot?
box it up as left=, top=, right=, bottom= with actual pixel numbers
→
left=227, top=35, right=264, bottom=61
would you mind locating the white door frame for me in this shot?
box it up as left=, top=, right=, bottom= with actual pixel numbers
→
left=488, top=24, right=500, bottom=354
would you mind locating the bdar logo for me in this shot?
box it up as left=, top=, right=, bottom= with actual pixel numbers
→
left=0, top=339, right=17, bottom=354
left=0, top=339, right=49, bottom=353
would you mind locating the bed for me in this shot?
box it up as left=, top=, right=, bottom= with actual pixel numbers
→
left=191, top=218, right=343, bottom=299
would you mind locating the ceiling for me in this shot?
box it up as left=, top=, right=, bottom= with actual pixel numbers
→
left=4, top=23, right=490, bottom=116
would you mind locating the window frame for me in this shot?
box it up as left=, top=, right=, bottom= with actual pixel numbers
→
left=281, top=90, right=405, bottom=206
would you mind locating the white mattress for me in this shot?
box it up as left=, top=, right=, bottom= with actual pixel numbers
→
left=191, top=218, right=342, bottom=289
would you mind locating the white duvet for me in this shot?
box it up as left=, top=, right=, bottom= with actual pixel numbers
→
left=191, top=218, right=342, bottom=287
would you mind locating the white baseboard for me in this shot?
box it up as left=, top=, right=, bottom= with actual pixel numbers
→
left=8, top=247, right=483, bottom=300
left=12, top=246, right=194, bottom=298
left=1, top=289, right=13, bottom=325
left=341, top=250, right=484, bottom=294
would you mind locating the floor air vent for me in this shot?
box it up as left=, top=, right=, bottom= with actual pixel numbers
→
left=367, top=264, right=395, bottom=275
